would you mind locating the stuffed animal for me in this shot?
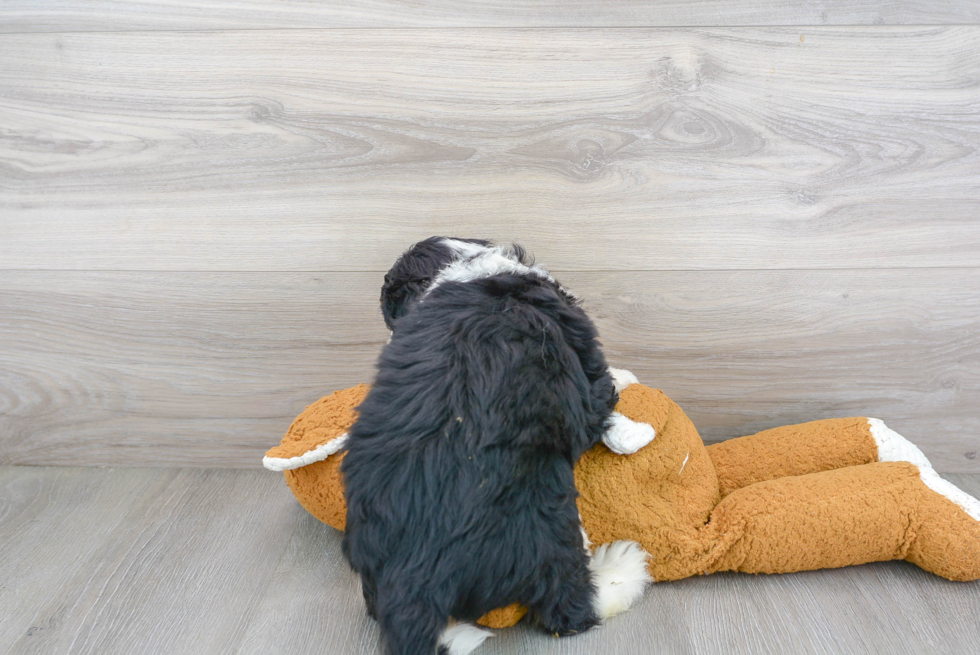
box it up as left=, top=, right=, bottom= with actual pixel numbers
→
left=263, top=380, right=980, bottom=629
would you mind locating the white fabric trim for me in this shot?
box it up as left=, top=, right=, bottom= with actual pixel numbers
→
left=868, top=418, right=932, bottom=468
left=262, top=433, right=348, bottom=472
left=603, top=412, right=656, bottom=455
left=438, top=622, right=493, bottom=655
left=589, top=540, right=651, bottom=619
left=608, top=367, right=639, bottom=394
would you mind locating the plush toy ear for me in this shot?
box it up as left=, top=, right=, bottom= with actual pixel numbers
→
left=263, top=383, right=370, bottom=471
left=263, top=384, right=370, bottom=531
left=614, top=384, right=671, bottom=435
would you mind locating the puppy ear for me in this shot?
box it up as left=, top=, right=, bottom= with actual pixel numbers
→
left=380, top=276, right=430, bottom=331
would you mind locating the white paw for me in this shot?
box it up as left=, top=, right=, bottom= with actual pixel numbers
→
left=603, top=413, right=656, bottom=455
left=589, top=540, right=652, bottom=620
left=439, top=622, right=492, bottom=655
left=608, top=367, right=639, bottom=394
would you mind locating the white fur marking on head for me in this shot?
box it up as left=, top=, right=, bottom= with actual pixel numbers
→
left=439, top=622, right=493, bottom=655
left=261, top=434, right=348, bottom=472
left=425, top=240, right=556, bottom=297
left=868, top=418, right=932, bottom=468
left=589, top=540, right=652, bottom=619
left=608, top=367, right=639, bottom=394
left=441, top=238, right=492, bottom=259
left=603, top=413, right=656, bottom=455
left=916, top=465, right=980, bottom=522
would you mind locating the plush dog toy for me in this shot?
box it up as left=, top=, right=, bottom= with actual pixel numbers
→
left=263, top=380, right=980, bottom=629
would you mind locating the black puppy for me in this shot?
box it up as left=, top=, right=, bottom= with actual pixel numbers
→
left=342, top=237, right=651, bottom=655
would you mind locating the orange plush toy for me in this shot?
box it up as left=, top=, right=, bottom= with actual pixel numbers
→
left=264, top=378, right=980, bottom=629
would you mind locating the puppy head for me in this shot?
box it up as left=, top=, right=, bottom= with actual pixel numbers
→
left=380, top=237, right=493, bottom=331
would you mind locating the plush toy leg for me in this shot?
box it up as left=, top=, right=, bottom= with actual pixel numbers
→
left=706, top=418, right=880, bottom=497
left=700, top=461, right=980, bottom=581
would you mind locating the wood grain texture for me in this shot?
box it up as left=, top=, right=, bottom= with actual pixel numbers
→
left=3, top=467, right=977, bottom=655
left=0, top=271, right=389, bottom=468
left=1, top=468, right=299, bottom=655
left=2, top=28, right=979, bottom=271
left=0, top=467, right=162, bottom=651
left=1, top=0, right=978, bottom=32
left=2, top=269, right=978, bottom=471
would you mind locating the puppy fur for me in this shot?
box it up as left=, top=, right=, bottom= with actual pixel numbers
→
left=342, top=237, right=638, bottom=655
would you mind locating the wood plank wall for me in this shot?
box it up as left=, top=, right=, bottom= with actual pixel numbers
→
left=2, top=4, right=979, bottom=471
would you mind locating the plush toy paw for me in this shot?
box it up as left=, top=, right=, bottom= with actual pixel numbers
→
left=603, top=412, right=657, bottom=455
left=869, top=417, right=980, bottom=525
left=589, top=540, right=652, bottom=619
left=608, top=367, right=639, bottom=394
left=866, top=418, right=980, bottom=580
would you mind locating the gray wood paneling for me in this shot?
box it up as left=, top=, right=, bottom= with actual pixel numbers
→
left=2, top=467, right=978, bottom=655
left=2, top=269, right=978, bottom=472
left=1, top=0, right=978, bottom=32
left=0, top=271, right=388, bottom=468
left=2, top=28, right=979, bottom=272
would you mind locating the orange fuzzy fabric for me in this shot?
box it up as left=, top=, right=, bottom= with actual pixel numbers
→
left=267, top=383, right=980, bottom=628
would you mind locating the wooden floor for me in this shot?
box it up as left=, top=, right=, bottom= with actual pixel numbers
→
left=1, top=465, right=978, bottom=655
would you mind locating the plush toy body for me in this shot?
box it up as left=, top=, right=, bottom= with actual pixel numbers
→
left=264, top=382, right=980, bottom=628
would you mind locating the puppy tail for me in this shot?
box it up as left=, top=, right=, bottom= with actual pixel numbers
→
left=589, top=540, right=652, bottom=620
left=438, top=622, right=493, bottom=655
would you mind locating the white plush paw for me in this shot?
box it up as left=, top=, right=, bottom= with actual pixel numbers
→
left=608, top=367, right=639, bottom=394
left=603, top=413, right=656, bottom=455
left=589, top=540, right=652, bottom=620
left=439, top=622, right=492, bottom=655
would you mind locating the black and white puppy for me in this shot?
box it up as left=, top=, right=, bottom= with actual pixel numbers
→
left=342, top=237, right=652, bottom=655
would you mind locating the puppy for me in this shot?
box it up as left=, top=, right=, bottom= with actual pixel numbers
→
left=341, top=237, right=651, bottom=655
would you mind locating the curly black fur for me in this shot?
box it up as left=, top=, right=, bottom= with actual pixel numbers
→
left=343, top=237, right=617, bottom=655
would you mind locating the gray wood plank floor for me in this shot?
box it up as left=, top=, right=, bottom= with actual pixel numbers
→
left=2, top=466, right=978, bottom=655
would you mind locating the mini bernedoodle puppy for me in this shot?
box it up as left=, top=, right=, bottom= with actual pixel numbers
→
left=341, top=237, right=655, bottom=655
